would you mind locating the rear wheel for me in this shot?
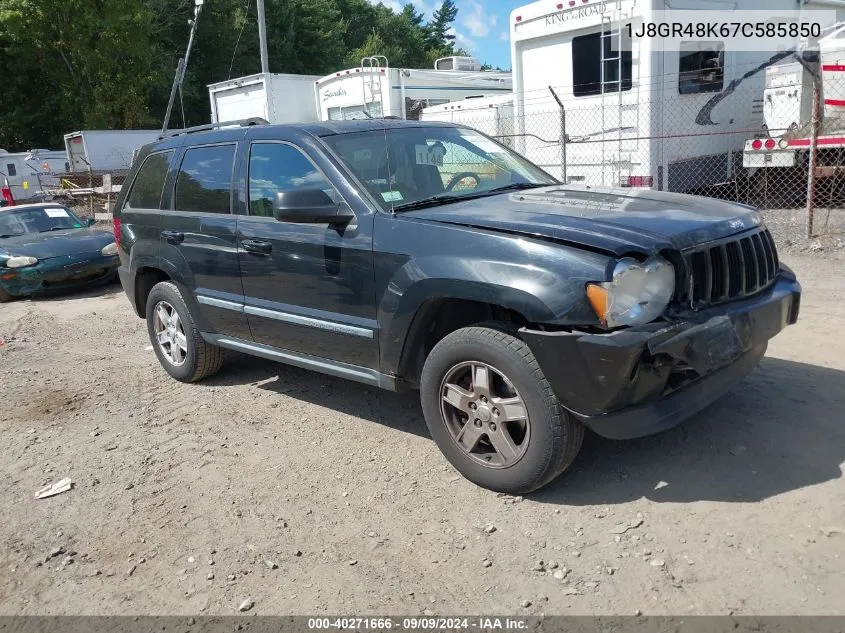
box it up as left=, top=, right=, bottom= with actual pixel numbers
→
left=420, top=324, right=584, bottom=494
left=145, top=281, right=223, bottom=382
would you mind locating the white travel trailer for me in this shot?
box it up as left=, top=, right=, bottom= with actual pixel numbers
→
left=0, top=149, right=68, bottom=203
left=743, top=22, right=845, bottom=175
left=208, top=73, right=322, bottom=125
left=315, top=56, right=512, bottom=121
left=421, top=94, right=516, bottom=148
left=64, top=130, right=160, bottom=173
left=509, top=0, right=840, bottom=191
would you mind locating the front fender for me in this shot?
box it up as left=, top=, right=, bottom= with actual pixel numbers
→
left=377, top=255, right=604, bottom=376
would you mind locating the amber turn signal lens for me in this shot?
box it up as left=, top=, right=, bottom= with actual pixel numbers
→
left=586, top=283, right=609, bottom=325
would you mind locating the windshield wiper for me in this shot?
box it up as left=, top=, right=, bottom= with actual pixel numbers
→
left=0, top=233, right=23, bottom=238
left=392, top=194, right=469, bottom=212
left=40, top=226, right=71, bottom=232
left=484, top=182, right=549, bottom=193
left=392, top=183, right=550, bottom=212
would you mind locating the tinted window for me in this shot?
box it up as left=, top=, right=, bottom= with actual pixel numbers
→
left=572, top=31, right=632, bottom=97
left=248, top=143, right=335, bottom=217
left=679, top=42, right=724, bottom=94
left=126, top=151, right=172, bottom=209
left=6, top=163, right=17, bottom=177
left=175, top=145, right=236, bottom=214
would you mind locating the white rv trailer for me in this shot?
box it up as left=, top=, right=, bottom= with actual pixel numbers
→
left=743, top=22, right=845, bottom=178
left=208, top=73, right=322, bottom=125
left=315, top=56, right=512, bottom=121
left=64, top=130, right=160, bottom=174
left=420, top=94, right=516, bottom=148
left=0, top=149, right=68, bottom=203
left=509, top=0, right=839, bottom=191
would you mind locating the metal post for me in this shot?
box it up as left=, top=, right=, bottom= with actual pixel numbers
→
left=161, top=1, right=203, bottom=134
left=549, top=86, right=567, bottom=184
left=257, top=0, right=269, bottom=74
left=806, top=78, right=820, bottom=239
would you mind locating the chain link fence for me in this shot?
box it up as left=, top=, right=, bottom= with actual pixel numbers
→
left=424, top=75, right=845, bottom=243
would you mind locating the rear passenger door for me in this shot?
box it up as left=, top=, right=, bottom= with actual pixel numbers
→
left=160, top=141, right=251, bottom=339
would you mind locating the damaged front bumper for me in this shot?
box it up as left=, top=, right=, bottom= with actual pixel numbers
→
left=519, top=269, right=801, bottom=440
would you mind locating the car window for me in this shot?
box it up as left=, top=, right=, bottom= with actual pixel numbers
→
left=6, top=163, right=16, bottom=177
left=126, top=151, right=173, bottom=210
left=248, top=143, right=336, bottom=217
left=174, top=145, right=236, bottom=214
left=0, top=206, right=82, bottom=236
left=323, top=127, right=555, bottom=210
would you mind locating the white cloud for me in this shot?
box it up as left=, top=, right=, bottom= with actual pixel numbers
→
left=448, top=26, right=477, bottom=54
left=461, top=0, right=497, bottom=38
left=499, top=31, right=509, bottom=41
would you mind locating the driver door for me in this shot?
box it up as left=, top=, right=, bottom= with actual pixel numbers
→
left=236, top=138, right=378, bottom=369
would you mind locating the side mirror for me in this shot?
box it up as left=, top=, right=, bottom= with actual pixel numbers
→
left=86, top=217, right=97, bottom=226
left=273, top=189, right=355, bottom=225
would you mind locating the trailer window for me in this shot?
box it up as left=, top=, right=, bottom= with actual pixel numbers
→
left=174, top=145, right=236, bottom=214
left=327, top=103, right=383, bottom=121
left=125, top=151, right=173, bottom=210
left=572, top=31, right=632, bottom=97
left=679, top=42, right=724, bottom=94
left=6, top=163, right=16, bottom=177
left=405, top=98, right=450, bottom=121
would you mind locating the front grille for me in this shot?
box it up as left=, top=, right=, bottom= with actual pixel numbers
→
left=682, top=228, right=779, bottom=308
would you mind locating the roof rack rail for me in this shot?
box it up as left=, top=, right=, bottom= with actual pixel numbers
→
left=157, top=117, right=268, bottom=139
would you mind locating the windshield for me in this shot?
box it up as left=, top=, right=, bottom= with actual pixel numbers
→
left=321, top=126, right=557, bottom=211
left=0, top=206, right=84, bottom=238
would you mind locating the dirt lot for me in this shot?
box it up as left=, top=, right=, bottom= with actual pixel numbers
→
left=1, top=248, right=844, bottom=616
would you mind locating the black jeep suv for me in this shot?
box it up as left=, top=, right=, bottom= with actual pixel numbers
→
left=114, top=119, right=800, bottom=493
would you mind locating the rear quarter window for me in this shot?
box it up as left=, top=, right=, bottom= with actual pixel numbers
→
left=125, top=151, right=173, bottom=210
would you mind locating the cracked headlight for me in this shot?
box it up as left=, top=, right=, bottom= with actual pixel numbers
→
left=586, top=255, right=675, bottom=328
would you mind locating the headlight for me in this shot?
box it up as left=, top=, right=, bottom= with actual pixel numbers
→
left=101, top=242, right=118, bottom=256
left=586, top=255, right=675, bottom=328
left=5, top=256, right=38, bottom=269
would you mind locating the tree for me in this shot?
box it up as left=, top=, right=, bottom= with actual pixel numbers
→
left=426, top=0, right=458, bottom=48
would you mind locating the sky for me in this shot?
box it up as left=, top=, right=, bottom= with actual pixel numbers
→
left=368, top=0, right=522, bottom=69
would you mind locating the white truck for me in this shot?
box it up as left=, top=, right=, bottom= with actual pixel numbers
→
left=208, top=72, right=322, bottom=125
left=0, top=149, right=68, bottom=203
left=315, top=56, right=511, bottom=121
left=742, top=22, right=845, bottom=200
left=64, top=130, right=160, bottom=173
left=505, top=0, right=842, bottom=191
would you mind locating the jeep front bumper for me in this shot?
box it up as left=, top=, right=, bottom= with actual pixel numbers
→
left=519, top=269, right=801, bottom=440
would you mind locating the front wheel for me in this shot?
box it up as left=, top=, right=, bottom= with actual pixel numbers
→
left=420, top=324, right=584, bottom=494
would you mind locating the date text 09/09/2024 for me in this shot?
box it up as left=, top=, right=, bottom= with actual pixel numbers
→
left=626, top=21, right=821, bottom=39
left=307, top=617, right=527, bottom=630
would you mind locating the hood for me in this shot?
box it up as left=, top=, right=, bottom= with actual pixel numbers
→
left=0, top=228, right=115, bottom=260
left=401, top=185, right=764, bottom=255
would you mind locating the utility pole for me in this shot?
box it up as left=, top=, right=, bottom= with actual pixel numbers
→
left=257, top=0, right=269, bottom=74
left=162, top=0, right=204, bottom=134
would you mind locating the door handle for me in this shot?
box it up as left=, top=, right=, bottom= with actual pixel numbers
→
left=161, top=230, right=184, bottom=244
left=241, top=239, right=272, bottom=255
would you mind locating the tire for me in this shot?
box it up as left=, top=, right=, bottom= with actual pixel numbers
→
left=420, top=324, right=584, bottom=494
left=0, top=285, right=12, bottom=303
left=145, top=281, right=223, bottom=382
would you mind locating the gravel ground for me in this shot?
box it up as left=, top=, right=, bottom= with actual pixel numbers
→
left=0, top=247, right=843, bottom=616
